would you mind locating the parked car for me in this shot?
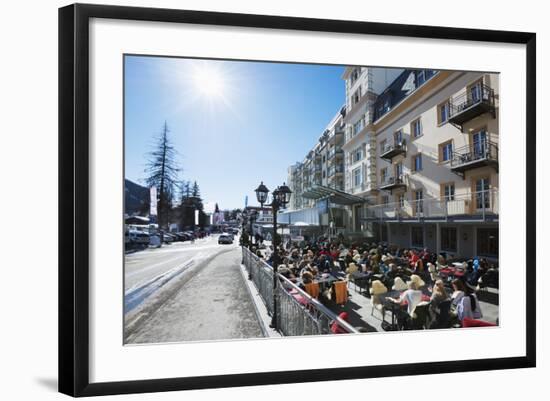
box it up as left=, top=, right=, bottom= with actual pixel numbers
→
left=173, top=232, right=188, bottom=241
left=162, top=232, right=175, bottom=243
left=218, top=234, right=233, bottom=244
left=128, top=230, right=150, bottom=245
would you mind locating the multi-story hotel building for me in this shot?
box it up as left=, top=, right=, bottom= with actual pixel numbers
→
left=341, top=66, right=404, bottom=234
left=285, top=66, right=499, bottom=261
left=363, top=69, right=499, bottom=260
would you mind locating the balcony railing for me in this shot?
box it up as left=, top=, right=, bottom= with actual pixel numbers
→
left=327, top=148, right=344, bottom=161
left=380, top=140, right=406, bottom=160
left=328, top=165, right=345, bottom=177
left=449, top=83, right=495, bottom=127
left=379, top=174, right=407, bottom=191
left=450, top=139, right=498, bottom=175
left=363, top=189, right=498, bottom=221
left=242, top=247, right=358, bottom=335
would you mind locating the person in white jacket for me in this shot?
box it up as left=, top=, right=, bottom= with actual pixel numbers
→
left=457, top=292, right=483, bottom=322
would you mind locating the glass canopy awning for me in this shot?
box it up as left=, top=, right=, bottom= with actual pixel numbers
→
left=301, top=184, right=367, bottom=205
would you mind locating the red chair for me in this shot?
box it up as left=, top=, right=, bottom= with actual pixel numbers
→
left=462, top=317, right=497, bottom=327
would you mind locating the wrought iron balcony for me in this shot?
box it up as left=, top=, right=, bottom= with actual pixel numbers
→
left=380, top=140, right=406, bottom=161
left=448, top=83, right=495, bottom=128
left=379, top=174, right=407, bottom=192
left=450, top=139, right=498, bottom=176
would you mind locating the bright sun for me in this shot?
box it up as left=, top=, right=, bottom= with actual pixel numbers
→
left=192, top=67, right=225, bottom=98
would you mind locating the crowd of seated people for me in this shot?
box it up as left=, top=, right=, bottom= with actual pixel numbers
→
left=247, top=236, right=498, bottom=330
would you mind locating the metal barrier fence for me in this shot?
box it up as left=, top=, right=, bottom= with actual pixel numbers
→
left=242, top=247, right=358, bottom=336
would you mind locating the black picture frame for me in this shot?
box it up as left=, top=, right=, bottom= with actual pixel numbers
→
left=59, top=3, right=536, bottom=397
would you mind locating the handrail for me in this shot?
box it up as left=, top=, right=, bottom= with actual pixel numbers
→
left=450, top=83, right=494, bottom=116
left=328, top=165, right=345, bottom=177
left=451, top=139, right=498, bottom=167
left=381, top=139, right=406, bottom=155
left=242, top=247, right=358, bottom=335
left=277, top=273, right=358, bottom=334
left=364, top=189, right=498, bottom=220
left=380, top=174, right=407, bottom=187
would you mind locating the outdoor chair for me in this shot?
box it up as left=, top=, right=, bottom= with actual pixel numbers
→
left=350, top=272, right=368, bottom=294
left=429, top=299, right=452, bottom=329
left=304, top=282, right=320, bottom=299
left=332, top=281, right=349, bottom=306
left=462, top=317, right=497, bottom=328
left=407, top=302, right=430, bottom=330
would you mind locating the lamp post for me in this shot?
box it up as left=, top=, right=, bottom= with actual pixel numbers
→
left=254, top=181, right=292, bottom=330
left=249, top=210, right=257, bottom=247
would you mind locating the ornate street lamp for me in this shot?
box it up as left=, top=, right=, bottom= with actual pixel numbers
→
left=254, top=181, right=292, bottom=330
left=254, top=181, right=269, bottom=208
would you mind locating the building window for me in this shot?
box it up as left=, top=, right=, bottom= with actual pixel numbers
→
left=477, top=228, right=498, bottom=257
left=468, top=80, right=483, bottom=103
left=322, top=155, right=326, bottom=163
left=380, top=139, right=387, bottom=153
left=442, top=183, right=455, bottom=201
left=439, top=141, right=453, bottom=162
left=472, top=129, right=488, bottom=157
left=396, top=193, right=405, bottom=208
left=322, top=170, right=326, bottom=178
left=414, top=189, right=423, bottom=214
left=352, top=87, right=362, bottom=106
left=411, top=118, right=422, bottom=138
left=353, top=147, right=363, bottom=163
left=350, top=68, right=360, bottom=85
left=411, top=226, right=424, bottom=248
left=353, top=167, right=362, bottom=187
left=438, top=100, right=450, bottom=124
left=417, top=70, right=426, bottom=86
left=382, top=195, right=389, bottom=205
left=394, top=130, right=403, bottom=145
left=412, top=153, right=423, bottom=172
left=380, top=167, right=387, bottom=183
left=383, top=98, right=391, bottom=113
left=475, top=177, right=490, bottom=209
left=353, top=119, right=364, bottom=136
left=441, top=227, right=457, bottom=252
left=395, top=162, right=403, bottom=178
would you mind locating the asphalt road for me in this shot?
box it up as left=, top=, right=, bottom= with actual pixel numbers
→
left=125, top=240, right=264, bottom=344
left=125, top=236, right=222, bottom=293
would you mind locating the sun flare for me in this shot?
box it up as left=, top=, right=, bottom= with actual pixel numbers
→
left=192, top=66, right=225, bottom=98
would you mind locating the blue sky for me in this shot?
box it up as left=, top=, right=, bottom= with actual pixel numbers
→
left=125, top=55, right=345, bottom=210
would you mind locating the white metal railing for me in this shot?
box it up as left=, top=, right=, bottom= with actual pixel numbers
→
left=365, top=189, right=498, bottom=220
left=242, top=247, right=358, bottom=336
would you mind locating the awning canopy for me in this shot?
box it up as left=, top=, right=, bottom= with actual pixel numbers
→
left=301, top=184, right=367, bottom=205
left=278, top=207, right=319, bottom=226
